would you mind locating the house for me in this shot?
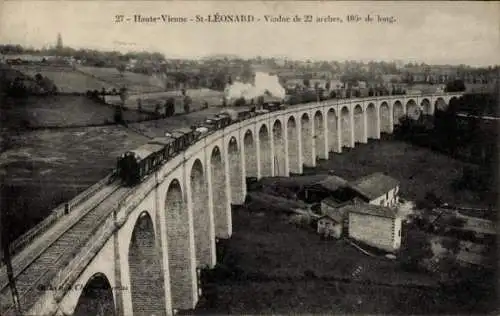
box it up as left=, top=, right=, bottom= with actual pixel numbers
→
left=317, top=212, right=342, bottom=239
left=343, top=203, right=402, bottom=252
left=348, top=172, right=400, bottom=207
left=299, top=175, right=348, bottom=203
left=319, top=197, right=362, bottom=236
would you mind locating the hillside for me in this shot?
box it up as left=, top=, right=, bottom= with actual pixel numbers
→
left=12, top=65, right=112, bottom=92
left=76, top=66, right=165, bottom=93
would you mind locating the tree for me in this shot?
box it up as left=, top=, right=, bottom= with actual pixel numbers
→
left=116, top=64, right=126, bottom=77
left=303, top=78, right=310, bottom=88
left=183, top=95, right=192, bottom=113
left=400, top=228, right=433, bottom=272
left=234, top=97, right=246, bottom=107
left=445, top=79, right=466, bottom=92
left=257, top=95, right=264, bottom=109
left=164, top=97, right=175, bottom=117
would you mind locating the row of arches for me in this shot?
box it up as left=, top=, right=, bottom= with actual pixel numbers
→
left=72, top=96, right=456, bottom=315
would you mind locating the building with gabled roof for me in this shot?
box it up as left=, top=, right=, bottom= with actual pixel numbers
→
left=348, top=172, right=400, bottom=207
left=342, top=203, right=402, bottom=252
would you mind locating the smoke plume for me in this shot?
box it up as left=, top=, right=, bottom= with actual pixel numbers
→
left=224, top=72, right=285, bottom=102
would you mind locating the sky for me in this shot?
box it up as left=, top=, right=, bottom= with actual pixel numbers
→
left=1, top=1, right=499, bottom=66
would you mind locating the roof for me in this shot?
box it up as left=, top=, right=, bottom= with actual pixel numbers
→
left=319, top=212, right=341, bottom=223
left=306, top=175, right=348, bottom=192
left=341, top=203, right=399, bottom=219
left=262, top=94, right=283, bottom=103
left=322, top=197, right=353, bottom=209
left=128, top=143, right=165, bottom=160
left=349, top=173, right=399, bottom=200
left=167, top=127, right=193, bottom=138
left=148, top=136, right=175, bottom=146
left=320, top=205, right=344, bottom=222
left=259, top=174, right=330, bottom=189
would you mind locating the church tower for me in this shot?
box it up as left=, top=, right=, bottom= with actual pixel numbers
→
left=56, top=33, right=63, bottom=51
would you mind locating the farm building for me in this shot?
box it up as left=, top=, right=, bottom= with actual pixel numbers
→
left=318, top=197, right=360, bottom=236
left=318, top=197, right=361, bottom=238
left=299, top=175, right=349, bottom=203
left=348, top=172, right=400, bottom=207
left=343, top=203, right=402, bottom=253
left=317, top=212, right=342, bottom=239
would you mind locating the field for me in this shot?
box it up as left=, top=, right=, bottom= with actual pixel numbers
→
left=193, top=207, right=496, bottom=314
left=0, top=125, right=149, bottom=241
left=77, top=66, right=165, bottom=93
left=307, top=138, right=488, bottom=208
left=12, top=65, right=113, bottom=92
left=105, top=88, right=225, bottom=115
left=1, top=95, right=154, bottom=129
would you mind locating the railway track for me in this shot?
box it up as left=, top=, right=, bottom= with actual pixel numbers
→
left=0, top=183, right=131, bottom=315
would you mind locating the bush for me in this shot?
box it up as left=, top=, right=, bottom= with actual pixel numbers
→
left=234, top=97, right=246, bottom=107
left=288, top=214, right=311, bottom=228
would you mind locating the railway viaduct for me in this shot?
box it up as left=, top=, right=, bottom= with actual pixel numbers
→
left=0, top=93, right=462, bottom=316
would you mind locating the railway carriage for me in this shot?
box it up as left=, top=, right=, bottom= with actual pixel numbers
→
left=219, top=108, right=255, bottom=122
left=148, top=136, right=176, bottom=160
left=118, top=143, right=166, bottom=186
left=165, top=127, right=199, bottom=152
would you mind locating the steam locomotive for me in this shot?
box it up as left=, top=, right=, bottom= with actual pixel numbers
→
left=117, top=102, right=285, bottom=186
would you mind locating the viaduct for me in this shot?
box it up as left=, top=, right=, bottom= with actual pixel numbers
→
left=0, top=93, right=462, bottom=316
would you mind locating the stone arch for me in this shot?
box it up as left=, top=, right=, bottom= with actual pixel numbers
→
left=73, top=273, right=115, bottom=316
left=393, top=101, right=404, bottom=125
left=272, top=120, right=286, bottom=176
left=366, top=103, right=377, bottom=139
left=243, top=130, right=257, bottom=178
left=435, top=97, right=447, bottom=112
left=165, top=179, right=194, bottom=310
left=259, top=124, right=272, bottom=177
left=449, top=96, right=460, bottom=110
left=327, top=108, right=339, bottom=153
left=341, top=106, right=352, bottom=148
left=379, top=102, right=391, bottom=133
left=228, top=136, right=244, bottom=205
left=314, top=110, right=326, bottom=159
left=301, top=113, right=313, bottom=166
left=128, top=211, right=166, bottom=315
left=190, top=158, right=212, bottom=267
left=406, top=99, right=421, bottom=120
left=210, top=146, right=228, bottom=238
left=421, top=98, right=431, bottom=115
left=287, top=116, right=300, bottom=174
left=353, top=104, right=365, bottom=143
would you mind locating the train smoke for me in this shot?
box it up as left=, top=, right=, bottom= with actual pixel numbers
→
left=224, top=72, right=285, bottom=102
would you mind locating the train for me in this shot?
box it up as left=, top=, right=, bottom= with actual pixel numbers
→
left=116, top=102, right=285, bottom=186
left=115, top=85, right=402, bottom=186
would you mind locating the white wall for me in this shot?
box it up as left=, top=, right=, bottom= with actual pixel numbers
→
left=348, top=213, right=398, bottom=252
left=369, top=186, right=399, bottom=207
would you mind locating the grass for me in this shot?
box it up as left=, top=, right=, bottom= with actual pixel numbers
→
left=77, top=66, right=165, bottom=93
left=308, top=138, right=487, bottom=208
left=0, top=125, right=149, bottom=241
left=12, top=65, right=113, bottom=92
left=1, top=95, right=154, bottom=129
left=106, top=88, right=225, bottom=114
left=194, top=207, right=496, bottom=314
